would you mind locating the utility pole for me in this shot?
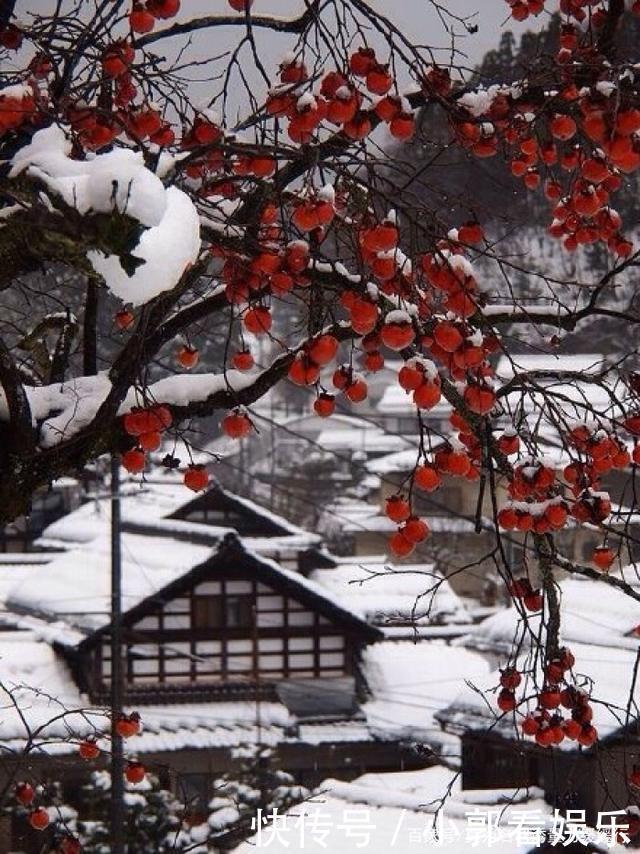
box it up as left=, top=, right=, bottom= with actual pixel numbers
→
left=110, top=454, right=125, bottom=853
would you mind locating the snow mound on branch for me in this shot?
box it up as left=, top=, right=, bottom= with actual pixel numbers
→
left=119, top=370, right=259, bottom=412
left=10, top=124, right=201, bottom=306
left=88, top=186, right=201, bottom=306
left=38, top=374, right=112, bottom=448
left=10, top=124, right=166, bottom=226
left=0, top=373, right=111, bottom=448
left=0, top=370, right=260, bottom=448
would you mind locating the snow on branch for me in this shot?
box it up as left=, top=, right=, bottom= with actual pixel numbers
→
left=10, top=125, right=201, bottom=306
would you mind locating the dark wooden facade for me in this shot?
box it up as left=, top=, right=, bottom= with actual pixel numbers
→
left=461, top=730, right=640, bottom=824
left=71, top=534, right=380, bottom=707
left=170, top=486, right=297, bottom=539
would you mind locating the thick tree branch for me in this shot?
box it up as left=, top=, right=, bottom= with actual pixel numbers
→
left=0, top=339, right=35, bottom=458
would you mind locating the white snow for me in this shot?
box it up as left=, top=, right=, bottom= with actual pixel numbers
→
left=362, top=640, right=490, bottom=745
left=0, top=630, right=106, bottom=749
left=119, top=370, right=257, bottom=412
left=310, top=561, right=470, bottom=627
left=0, top=373, right=112, bottom=447
left=10, top=125, right=201, bottom=306
left=7, top=528, right=217, bottom=630
left=88, top=186, right=201, bottom=306
left=11, top=125, right=167, bottom=228
left=235, top=764, right=553, bottom=854
left=460, top=574, right=640, bottom=656
left=458, top=86, right=506, bottom=117
left=0, top=369, right=266, bottom=447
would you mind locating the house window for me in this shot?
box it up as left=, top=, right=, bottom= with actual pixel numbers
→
left=192, top=594, right=254, bottom=629
left=192, top=596, right=223, bottom=629
left=225, top=595, right=254, bottom=628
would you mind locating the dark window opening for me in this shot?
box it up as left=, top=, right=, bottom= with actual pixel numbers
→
left=192, top=595, right=224, bottom=629
left=226, top=595, right=254, bottom=628
left=192, top=594, right=254, bottom=629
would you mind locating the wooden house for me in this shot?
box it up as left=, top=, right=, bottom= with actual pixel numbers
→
left=0, top=477, right=81, bottom=553
left=436, top=574, right=640, bottom=824
left=1, top=519, right=432, bottom=852
left=339, top=430, right=640, bottom=603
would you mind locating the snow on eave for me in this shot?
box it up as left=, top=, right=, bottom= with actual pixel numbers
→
left=496, top=352, right=607, bottom=379
left=7, top=529, right=218, bottom=634
left=365, top=445, right=443, bottom=475
left=309, top=561, right=471, bottom=628
left=338, top=511, right=492, bottom=536
left=0, top=610, right=86, bottom=647
left=122, top=514, right=234, bottom=545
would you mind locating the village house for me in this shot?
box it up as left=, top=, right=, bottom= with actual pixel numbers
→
left=0, top=474, right=474, bottom=851
left=330, top=410, right=640, bottom=604
left=206, top=406, right=415, bottom=528
left=435, top=572, right=640, bottom=824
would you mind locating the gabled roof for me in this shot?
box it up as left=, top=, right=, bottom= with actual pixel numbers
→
left=37, top=475, right=321, bottom=556
left=84, top=534, right=382, bottom=644
left=170, top=480, right=321, bottom=547
left=7, top=524, right=380, bottom=643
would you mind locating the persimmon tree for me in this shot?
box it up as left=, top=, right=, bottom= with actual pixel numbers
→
left=1, top=0, right=640, bottom=810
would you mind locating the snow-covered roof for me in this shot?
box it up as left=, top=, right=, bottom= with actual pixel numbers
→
left=8, top=525, right=379, bottom=642
left=367, top=448, right=421, bottom=475
left=0, top=555, right=54, bottom=610
left=36, top=480, right=191, bottom=548
left=8, top=527, right=220, bottom=631
left=496, top=352, right=606, bottom=378
left=459, top=574, right=640, bottom=656
left=375, top=352, right=616, bottom=424
left=314, top=427, right=412, bottom=455
left=362, top=640, right=490, bottom=750
left=235, top=765, right=554, bottom=854
left=366, top=434, right=575, bottom=477
left=0, top=641, right=383, bottom=754
left=502, top=381, right=617, bottom=421
left=37, top=474, right=321, bottom=554
left=438, top=571, right=640, bottom=748
left=271, top=411, right=388, bottom=435
left=497, top=352, right=622, bottom=421
left=439, top=639, right=640, bottom=748
left=0, top=630, right=105, bottom=752
left=337, top=506, right=482, bottom=536
left=310, top=561, right=470, bottom=627
left=120, top=700, right=293, bottom=753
